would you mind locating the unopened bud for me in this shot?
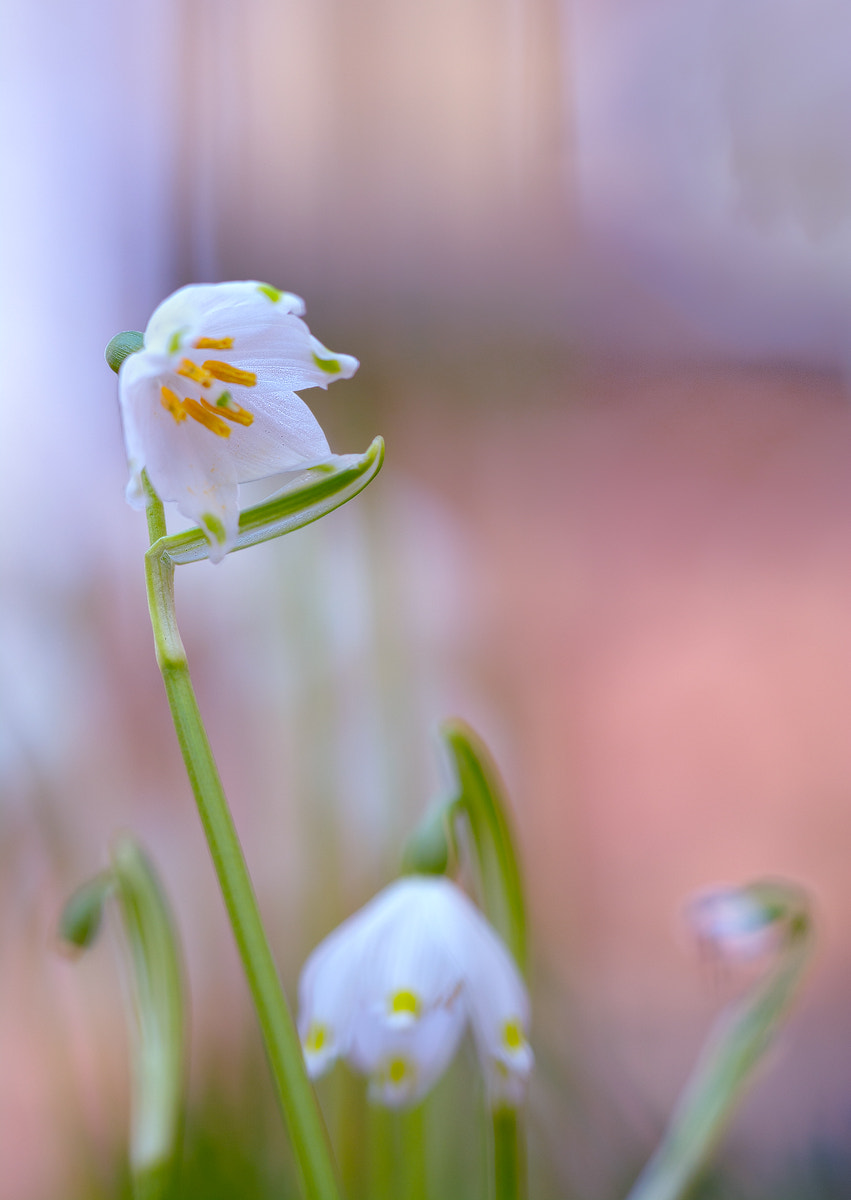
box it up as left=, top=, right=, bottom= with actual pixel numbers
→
left=59, top=873, right=112, bottom=952
left=402, top=803, right=453, bottom=876
left=106, top=330, right=144, bottom=374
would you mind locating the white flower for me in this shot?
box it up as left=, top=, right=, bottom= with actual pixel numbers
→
left=298, top=875, right=533, bottom=1108
left=687, top=886, right=780, bottom=962
left=118, top=281, right=358, bottom=562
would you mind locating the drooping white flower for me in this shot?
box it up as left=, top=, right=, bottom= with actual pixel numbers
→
left=298, top=875, right=533, bottom=1108
left=118, top=281, right=358, bottom=561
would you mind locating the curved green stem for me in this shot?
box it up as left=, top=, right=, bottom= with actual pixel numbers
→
left=626, top=882, right=813, bottom=1200
left=143, top=487, right=342, bottom=1200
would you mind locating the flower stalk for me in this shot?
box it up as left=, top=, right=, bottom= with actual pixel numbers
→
left=492, top=1108, right=525, bottom=1200
left=143, top=481, right=343, bottom=1200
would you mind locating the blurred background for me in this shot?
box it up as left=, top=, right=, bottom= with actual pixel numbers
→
left=2, top=0, right=851, bottom=1196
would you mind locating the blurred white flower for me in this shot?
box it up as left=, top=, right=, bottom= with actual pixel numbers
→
left=687, top=885, right=779, bottom=962
left=118, top=281, right=358, bottom=561
left=298, top=875, right=533, bottom=1108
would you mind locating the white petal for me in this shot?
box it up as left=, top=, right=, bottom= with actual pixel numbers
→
left=353, top=877, right=468, bottom=1017
left=119, top=352, right=240, bottom=560
left=143, top=281, right=306, bottom=356
left=298, top=905, right=379, bottom=1077
left=452, top=896, right=533, bottom=1106
left=355, top=1004, right=467, bottom=1107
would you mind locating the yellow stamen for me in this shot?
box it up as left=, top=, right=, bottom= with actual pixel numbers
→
left=160, top=385, right=187, bottom=422
left=194, top=336, right=234, bottom=350
left=182, top=397, right=231, bottom=438
left=304, top=1021, right=328, bottom=1055
left=202, top=360, right=257, bottom=387
left=200, top=395, right=254, bottom=427
left=502, top=1019, right=525, bottom=1052
left=177, top=357, right=214, bottom=387
left=389, top=990, right=421, bottom=1019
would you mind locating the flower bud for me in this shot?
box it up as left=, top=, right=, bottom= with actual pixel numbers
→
left=105, top=330, right=144, bottom=374
left=58, top=873, right=112, bottom=952
left=401, top=803, right=453, bottom=876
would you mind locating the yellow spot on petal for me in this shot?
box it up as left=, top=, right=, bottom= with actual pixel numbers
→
left=177, top=357, right=214, bottom=387
left=160, top=385, right=187, bottom=422
left=388, top=1058, right=409, bottom=1085
left=194, top=336, right=234, bottom=350
left=304, top=1022, right=328, bottom=1055
left=313, top=352, right=342, bottom=374
left=182, top=397, right=231, bottom=438
left=202, top=360, right=257, bottom=388
left=502, top=1020, right=525, bottom=1053
left=257, top=283, right=282, bottom=302
left=200, top=396, right=253, bottom=427
left=389, top=990, right=421, bottom=1019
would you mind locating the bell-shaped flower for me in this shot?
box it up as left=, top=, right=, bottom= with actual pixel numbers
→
left=118, top=281, right=358, bottom=561
left=297, top=875, right=533, bottom=1108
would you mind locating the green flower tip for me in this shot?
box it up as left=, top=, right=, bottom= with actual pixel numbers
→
left=59, top=874, right=113, bottom=953
left=312, top=352, right=342, bottom=374
left=106, top=330, right=145, bottom=374
left=257, top=283, right=282, bottom=302
left=201, top=513, right=226, bottom=544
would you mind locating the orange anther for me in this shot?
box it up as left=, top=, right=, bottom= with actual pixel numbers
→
left=182, top=397, right=231, bottom=437
left=160, top=385, right=187, bottom=422
left=202, top=360, right=257, bottom=387
left=200, top=397, right=254, bottom=427
left=177, top=358, right=214, bottom=387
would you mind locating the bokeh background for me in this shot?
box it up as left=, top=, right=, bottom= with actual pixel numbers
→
left=2, top=0, right=851, bottom=1197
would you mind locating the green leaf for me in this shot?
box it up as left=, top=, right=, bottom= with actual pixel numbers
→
left=106, top=330, right=144, bottom=373
left=156, top=436, right=385, bottom=566
left=439, top=720, right=528, bottom=974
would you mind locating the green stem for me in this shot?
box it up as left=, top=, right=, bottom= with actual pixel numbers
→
left=143, top=487, right=342, bottom=1200
left=492, top=1108, right=524, bottom=1200
left=368, top=1105, right=396, bottom=1200
left=399, top=1104, right=428, bottom=1200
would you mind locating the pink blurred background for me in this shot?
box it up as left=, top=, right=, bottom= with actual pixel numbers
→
left=2, top=1, right=851, bottom=1196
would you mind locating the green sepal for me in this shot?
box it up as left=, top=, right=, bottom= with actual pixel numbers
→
left=401, top=803, right=452, bottom=876
left=106, top=330, right=144, bottom=373
left=59, top=872, right=113, bottom=951
left=439, top=720, right=528, bottom=974
left=110, top=835, right=186, bottom=1200
left=626, top=880, right=813, bottom=1200
left=152, top=436, right=384, bottom=566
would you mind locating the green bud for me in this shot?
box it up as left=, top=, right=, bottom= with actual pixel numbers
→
left=402, top=803, right=454, bottom=876
left=59, top=873, right=112, bottom=951
left=105, top=330, right=144, bottom=374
